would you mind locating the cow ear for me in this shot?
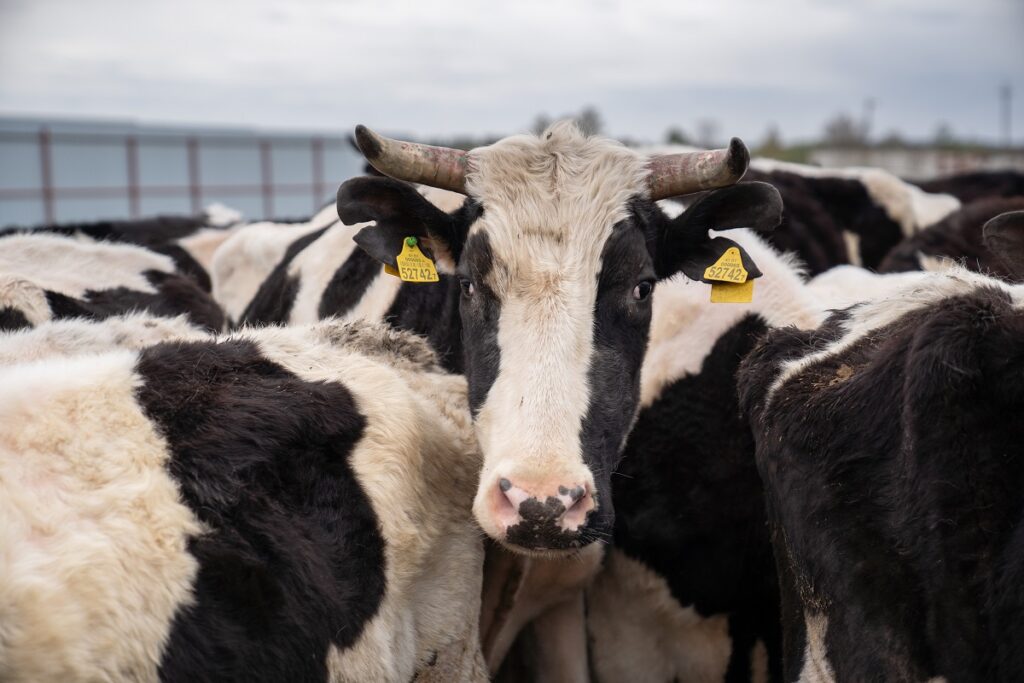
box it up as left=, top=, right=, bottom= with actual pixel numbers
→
left=655, top=182, right=783, bottom=281
left=983, top=210, right=1024, bottom=281
left=336, top=176, right=466, bottom=273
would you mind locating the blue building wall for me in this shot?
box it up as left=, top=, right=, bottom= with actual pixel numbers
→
left=0, top=117, right=365, bottom=227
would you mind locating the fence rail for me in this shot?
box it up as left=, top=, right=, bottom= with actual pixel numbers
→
left=0, top=127, right=359, bottom=225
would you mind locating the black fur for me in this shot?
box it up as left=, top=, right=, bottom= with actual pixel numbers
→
left=134, top=339, right=385, bottom=683
left=739, top=291, right=1024, bottom=681
left=457, top=231, right=500, bottom=413
left=43, top=269, right=224, bottom=332
left=384, top=275, right=464, bottom=374
left=238, top=227, right=330, bottom=326
left=915, top=170, right=1024, bottom=203
left=879, top=197, right=1024, bottom=280
left=738, top=169, right=905, bottom=274
left=317, top=248, right=382, bottom=320
left=0, top=306, right=31, bottom=331
left=612, top=314, right=782, bottom=682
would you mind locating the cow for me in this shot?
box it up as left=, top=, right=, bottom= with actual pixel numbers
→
left=0, top=311, right=207, bottom=365
left=878, top=196, right=1024, bottom=279
left=280, top=122, right=786, bottom=560
left=582, top=228, right=823, bottom=683
left=646, top=148, right=961, bottom=275
left=0, top=204, right=243, bottom=292
left=737, top=210, right=1024, bottom=681
left=914, top=169, right=1024, bottom=204
left=0, top=319, right=486, bottom=682
left=0, top=231, right=225, bottom=332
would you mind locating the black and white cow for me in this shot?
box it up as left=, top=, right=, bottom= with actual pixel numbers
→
left=0, top=232, right=225, bottom=332
left=253, top=122, right=786, bottom=559
left=0, top=319, right=486, bottom=682
left=0, top=311, right=207, bottom=365
left=741, top=161, right=959, bottom=274
left=737, top=211, right=1024, bottom=681
left=914, top=169, right=1024, bottom=204
left=584, top=228, right=823, bottom=683
left=0, top=204, right=243, bottom=292
left=647, top=149, right=961, bottom=276
left=878, top=196, right=1024, bottom=279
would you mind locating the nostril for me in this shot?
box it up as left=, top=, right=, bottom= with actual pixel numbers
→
left=558, top=484, right=586, bottom=504
left=499, top=477, right=512, bottom=492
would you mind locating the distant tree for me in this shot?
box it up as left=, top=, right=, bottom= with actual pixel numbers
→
left=823, top=113, right=865, bottom=146
left=575, top=106, right=603, bottom=136
left=664, top=127, right=690, bottom=145
left=531, top=114, right=552, bottom=135
left=695, top=119, right=720, bottom=148
left=878, top=129, right=907, bottom=148
left=759, top=124, right=783, bottom=155
left=933, top=122, right=956, bottom=146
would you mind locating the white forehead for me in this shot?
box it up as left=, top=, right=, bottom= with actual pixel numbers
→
left=464, top=122, right=650, bottom=280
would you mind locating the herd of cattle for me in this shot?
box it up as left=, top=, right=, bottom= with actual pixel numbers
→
left=1, top=122, right=1022, bottom=682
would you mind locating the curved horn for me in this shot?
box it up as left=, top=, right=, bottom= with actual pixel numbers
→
left=354, top=125, right=468, bottom=194
left=646, top=137, right=750, bottom=200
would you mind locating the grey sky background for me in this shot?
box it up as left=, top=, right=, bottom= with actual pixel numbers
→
left=1, top=0, right=1022, bottom=145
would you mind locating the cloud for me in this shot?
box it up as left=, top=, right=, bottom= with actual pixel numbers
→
left=1, top=0, right=1021, bottom=142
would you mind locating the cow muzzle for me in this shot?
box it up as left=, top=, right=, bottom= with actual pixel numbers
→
left=476, top=473, right=598, bottom=553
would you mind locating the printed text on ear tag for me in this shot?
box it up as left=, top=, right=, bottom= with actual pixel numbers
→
left=394, top=236, right=439, bottom=283
left=710, top=279, right=754, bottom=303
left=703, top=247, right=748, bottom=284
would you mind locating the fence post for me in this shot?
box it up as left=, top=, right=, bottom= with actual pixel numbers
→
left=260, top=139, right=274, bottom=219
left=125, top=136, right=140, bottom=218
left=312, top=137, right=325, bottom=212
left=187, top=137, right=202, bottom=214
left=38, top=127, right=55, bottom=224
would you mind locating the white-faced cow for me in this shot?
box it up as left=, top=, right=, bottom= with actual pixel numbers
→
left=0, top=232, right=225, bottom=332
left=333, top=122, right=784, bottom=556
left=0, top=319, right=486, bottom=682
left=737, top=211, right=1024, bottom=681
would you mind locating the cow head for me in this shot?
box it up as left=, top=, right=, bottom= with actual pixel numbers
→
left=337, top=123, right=781, bottom=555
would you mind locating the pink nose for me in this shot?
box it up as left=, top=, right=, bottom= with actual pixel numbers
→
left=489, top=477, right=595, bottom=548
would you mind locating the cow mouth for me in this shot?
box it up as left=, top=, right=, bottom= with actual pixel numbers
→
left=498, top=497, right=603, bottom=556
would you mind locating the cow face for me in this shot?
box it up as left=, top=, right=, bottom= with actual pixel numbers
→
left=338, top=123, right=781, bottom=555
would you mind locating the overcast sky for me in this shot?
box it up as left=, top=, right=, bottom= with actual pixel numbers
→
left=1, top=0, right=1022, bottom=145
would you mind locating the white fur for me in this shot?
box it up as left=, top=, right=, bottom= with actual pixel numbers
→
left=202, top=202, right=244, bottom=227
left=0, top=313, right=208, bottom=365
left=797, top=612, right=836, bottom=683
left=285, top=221, right=364, bottom=324
left=177, top=225, right=242, bottom=274
left=210, top=207, right=336, bottom=322
left=641, top=229, right=823, bottom=407
left=465, top=122, right=650, bottom=528
left=0, top=352, right=203, bottom=682
left=0, top=233, right=176, bottom=297
left=587, top=549, right=734, bottom=682
left=749, top=158, right=960, bottom=236
left=0, top=320, right=486, bottom=682
left=0, top=277, right=52, bottom=326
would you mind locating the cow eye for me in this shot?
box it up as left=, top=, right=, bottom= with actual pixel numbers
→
left=459, top=278, right=475, bottom=297
left=632, top=280, right=654, bottom=301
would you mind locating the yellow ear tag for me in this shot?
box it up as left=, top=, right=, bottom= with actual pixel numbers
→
left=393, top=236, right=439, bottom=283
left=383, top=264, right=400, bottom=277
left=703, top=246, right=748, bottom=284
left=710, top=279, right=754, bottom=303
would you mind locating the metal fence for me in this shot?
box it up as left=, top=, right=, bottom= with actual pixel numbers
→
left=0, top=125, right=364, bottom=226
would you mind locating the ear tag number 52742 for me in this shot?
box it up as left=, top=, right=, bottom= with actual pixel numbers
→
left=705, top=246, right=753, bottom=303
left=391, top=236, right=439, bottom=283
